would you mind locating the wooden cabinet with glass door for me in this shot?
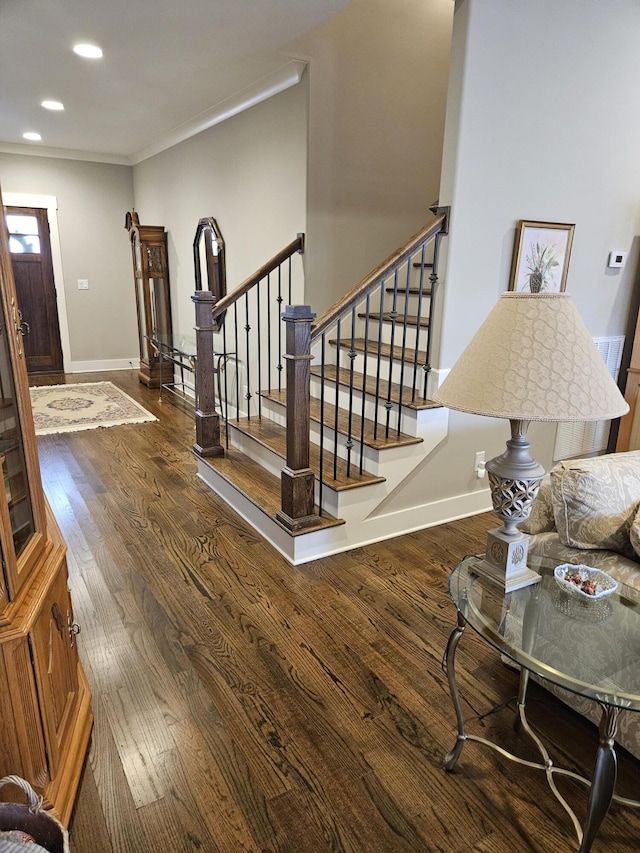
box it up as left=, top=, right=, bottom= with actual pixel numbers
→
left=0, top=187, right=92, bottom=825
left=125, top=210, right=173, bottom=387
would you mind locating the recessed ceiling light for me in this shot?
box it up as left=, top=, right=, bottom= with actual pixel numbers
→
left=73, top=43, right=103, bottom=59
left=41, top=100, right=65, bottom=111
left=23, top=132, right=42, bottom=141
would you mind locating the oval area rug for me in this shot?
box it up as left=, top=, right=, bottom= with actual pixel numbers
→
left=30, top=381, right=157, bottom=435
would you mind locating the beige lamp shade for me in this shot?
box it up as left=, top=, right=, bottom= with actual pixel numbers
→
left=433, top=292, right=629, bottom=422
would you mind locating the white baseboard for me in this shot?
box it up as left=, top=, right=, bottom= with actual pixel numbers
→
left=70, top=358, right=139, bottom=373
left=197, top=452, right=493, bottom=565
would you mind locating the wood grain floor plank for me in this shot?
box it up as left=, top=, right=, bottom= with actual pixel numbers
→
left=81, top=698, right=148, bottom=853
left=175, top=670, right=286, bottom=847
left=101, top=686, right=168, bottom=808
left=165, top=718, right=262, bottom=852
left=68, top=764, right=114, bottom=853
left=33, top=370, right=640, bottom=853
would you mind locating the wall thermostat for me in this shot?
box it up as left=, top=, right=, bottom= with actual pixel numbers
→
left=608, top=251, right=627, bottom=269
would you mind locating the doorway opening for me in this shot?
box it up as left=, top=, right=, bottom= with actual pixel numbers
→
left=3, top=194, right=70, bottom=374
left=6, top=206, right=63, bottom=374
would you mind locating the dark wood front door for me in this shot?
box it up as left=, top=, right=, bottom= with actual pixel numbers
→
left=5, top=206, right=63, bottom=374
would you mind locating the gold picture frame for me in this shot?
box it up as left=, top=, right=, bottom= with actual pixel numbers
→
left=509, top=220, right=575, bottom=293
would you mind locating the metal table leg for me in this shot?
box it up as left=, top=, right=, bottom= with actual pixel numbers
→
left=579, top=704, right=620, bottom=853
left=444, top=609, right=467, bottom=771
left=513, top=666, right=530, bottom=735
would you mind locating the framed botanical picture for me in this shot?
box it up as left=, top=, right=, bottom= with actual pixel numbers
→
left=509, top=220, right=575, bottom=293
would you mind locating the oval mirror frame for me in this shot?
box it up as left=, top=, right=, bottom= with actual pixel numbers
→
left=193, top=217, right=226, bottom=331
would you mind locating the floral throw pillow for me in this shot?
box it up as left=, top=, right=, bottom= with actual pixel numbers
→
left=550, top=452, right=640, bottom=558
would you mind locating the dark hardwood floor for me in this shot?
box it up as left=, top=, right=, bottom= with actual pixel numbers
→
left=31, top=371, right=640, bottom=852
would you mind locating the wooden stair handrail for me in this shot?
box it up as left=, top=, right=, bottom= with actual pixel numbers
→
left=211, top=234, right=305, bottom=321
left=311, top=211, right=448, bottom=341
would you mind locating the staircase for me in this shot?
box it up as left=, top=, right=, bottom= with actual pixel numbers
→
left=193, top=210, right=460, bottom=564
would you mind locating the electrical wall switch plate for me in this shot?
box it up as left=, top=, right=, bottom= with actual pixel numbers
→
left=608, top=251, right=627, bottom=269
left=77, top=279, right=89, bottom=290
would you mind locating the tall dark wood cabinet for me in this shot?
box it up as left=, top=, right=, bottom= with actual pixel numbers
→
left=125, top=210, right=173, bottom=388
left=0, top=186, right=92, bottom=825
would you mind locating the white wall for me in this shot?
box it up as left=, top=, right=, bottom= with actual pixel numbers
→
left=287, top=0, right=454, bottom=315
left=0, top=154, right=137, bottom=368
left=416, top=0, right=640, bottom=509
left=131, top=81, right=308, bottom=338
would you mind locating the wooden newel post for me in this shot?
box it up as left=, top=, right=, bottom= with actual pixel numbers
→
left=192, top=290, right=224, bottom=458
left=276, top=305, right=317, bottom=531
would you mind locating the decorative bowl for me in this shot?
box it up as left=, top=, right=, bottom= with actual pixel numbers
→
left=554, top=564, right=618, bottom=600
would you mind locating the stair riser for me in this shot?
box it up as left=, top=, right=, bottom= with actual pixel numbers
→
left=320, top=322, right=426, bottom=352
left=228, top=424, right=286, bottom=480
left=307, top=425, right=424, bottom=477
left=308, top=375, right=421, bottom=434
left=246, top=396, right=385, bottom=468
left=258, top=393, right=419, bottom=458
left=226, top=423, right=343, bottom=516
left=328, top=352, right=427, bottom=389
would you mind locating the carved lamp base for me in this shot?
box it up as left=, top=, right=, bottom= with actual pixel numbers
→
left=480, top=419, right=546, bottom=592
left=480, top=528, right=541, bottom=591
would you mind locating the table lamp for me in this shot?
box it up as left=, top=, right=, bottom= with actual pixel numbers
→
left=433, top=292, right=629, bottom=591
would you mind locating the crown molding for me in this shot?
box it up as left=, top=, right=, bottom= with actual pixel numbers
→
left=129, top=59, right=307, bottom=165
left=0, top=59, right=307, bottom=168
left=0, top=141, right=130, bottom=166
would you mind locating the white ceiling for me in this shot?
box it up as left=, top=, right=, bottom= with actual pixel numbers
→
left=0, top=0, right=351, bottom=164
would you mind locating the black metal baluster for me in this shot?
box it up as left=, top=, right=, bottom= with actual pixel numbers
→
left=234, top=302, right=240, bottom=421
left=386, top=269, right=400, bottom=439
left=288, top=255, right=292, bottom=304
left=333, top=319, right=341, bottom=482
left=222, top=323, right=230, bottom=448
left=267, top=272, right=272, bottom=394
left=244, top=293, right=252, bottom=420
left=277, top=265, right=283, bottom=393
left=345, top=307, right=357, bottom=478
left=319, top=334, right=326, bottom=516
left=397, top=256, right=412, bottom=436
left=359, top=294, right=370, bottom=475
left=373, top=278, right=386, bottom=442
left=256, top=279, right=262, bottom=419
left=412, top=242, right=427, bottom=403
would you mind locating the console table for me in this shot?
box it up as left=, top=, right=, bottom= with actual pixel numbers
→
left=445, top=554, right=640, bottom=852
left=146, top=333, right=232, bottom=412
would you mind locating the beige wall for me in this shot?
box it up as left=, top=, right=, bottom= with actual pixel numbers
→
left=0, top=154, right=136, bottom=366
left=288, top=0, right=454, bottom=315
left=0, top=0, right=453, bottom=369
left=131, top=81, right=308, bottom=337
left=413, top=0, right=640, bottom=509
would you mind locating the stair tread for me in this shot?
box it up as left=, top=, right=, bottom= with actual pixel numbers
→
left=262, top=390, right=423, bottom=450
left=329, top=337, right=428, bottom=365
left=198, top=444, right=344, bottom=534
left=309, top=366, right=441, bottom=411
left=358, top=312, right=429, bottom=329
left=231, top=417, right=386, bottom=491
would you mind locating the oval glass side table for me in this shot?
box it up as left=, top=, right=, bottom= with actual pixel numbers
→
left=444, top=554, right=640, bottom=853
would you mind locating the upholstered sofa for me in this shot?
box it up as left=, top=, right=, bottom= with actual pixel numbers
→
left=518, top=450, right=640, bottom=759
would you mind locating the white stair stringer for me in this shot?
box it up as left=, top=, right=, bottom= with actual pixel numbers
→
left=197, top=403, right=492, bottom=564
